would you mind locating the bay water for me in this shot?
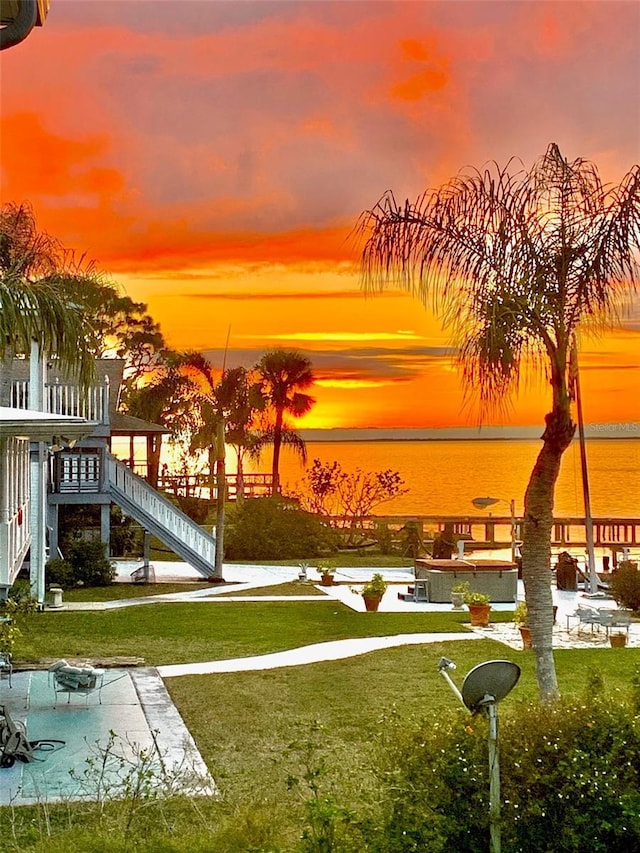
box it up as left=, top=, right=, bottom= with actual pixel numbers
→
left=274, top=438, right=640, bottom=519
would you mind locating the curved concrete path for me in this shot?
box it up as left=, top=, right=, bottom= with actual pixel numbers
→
left=157, top=632, right=481, bottom=677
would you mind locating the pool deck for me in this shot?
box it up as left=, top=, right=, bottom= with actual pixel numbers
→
left=0, top=667, right=215, bottom=806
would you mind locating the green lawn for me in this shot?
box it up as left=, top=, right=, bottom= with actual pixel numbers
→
left=61, top=582, right=212, bottom=601
left=16, top=600, right=494, bottom=665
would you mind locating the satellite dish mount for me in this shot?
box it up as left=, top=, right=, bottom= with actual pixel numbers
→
left=438, top=658, right=521, bottom=853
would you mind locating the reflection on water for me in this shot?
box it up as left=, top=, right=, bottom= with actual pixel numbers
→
left=271, top=438, right=640, bottom=517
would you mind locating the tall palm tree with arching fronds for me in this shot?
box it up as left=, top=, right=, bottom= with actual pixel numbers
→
left=357, top=144, right=640, bottom=701
left=0, top=202, right=97, bottom=399
left=256, top=349, right=316, bottom=495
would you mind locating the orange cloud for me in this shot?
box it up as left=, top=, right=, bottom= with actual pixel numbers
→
left=0, top=113, right=122, bottom=199
left=391, top=38, right=450, bottom=101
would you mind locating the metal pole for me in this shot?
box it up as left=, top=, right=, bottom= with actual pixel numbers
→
left=438, top=668, right=466, bottom=710
left=509, top=499, right=516, bottom=565
left=572, top=346, right=597, bottom=594
left=487, top=701, right=501, bottom=853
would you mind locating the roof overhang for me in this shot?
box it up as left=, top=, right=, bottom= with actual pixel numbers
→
left=0, top=407, right=90, bottom=441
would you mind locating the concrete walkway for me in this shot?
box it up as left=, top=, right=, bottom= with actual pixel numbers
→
left=158, top=632, right=482, bottom=677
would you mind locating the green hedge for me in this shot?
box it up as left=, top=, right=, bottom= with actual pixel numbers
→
left=224, top=496, right=337, bottom=561
left=368, top=689, right=640, bottom=852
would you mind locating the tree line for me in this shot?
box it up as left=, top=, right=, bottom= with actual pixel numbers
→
left=0, top=201, right=316, bottom=486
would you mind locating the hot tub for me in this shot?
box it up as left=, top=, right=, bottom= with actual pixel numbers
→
left=414, top=558, right=517, bottom=603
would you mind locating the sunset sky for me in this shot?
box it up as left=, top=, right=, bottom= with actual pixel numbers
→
left=2, top=0, right=639, bottom=432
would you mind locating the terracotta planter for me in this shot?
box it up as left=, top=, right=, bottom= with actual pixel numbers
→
left=609, top=633, right=627, bottom=648
left=468, top=603, right=491, bottom=627
left=519, top=626, right=532, bottom=649
left=320, top=574, right=334, bottom=587
left=363, top=595, right=382, bottom=612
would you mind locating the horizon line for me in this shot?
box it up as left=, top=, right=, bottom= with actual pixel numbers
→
left=299, top=423, right=639, bottom=441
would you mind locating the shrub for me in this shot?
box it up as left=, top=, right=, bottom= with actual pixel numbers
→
left=610, top=561, right=640, bottom=611
left=174, top=495, right=210, bottom=524
left=224, top=496, right=337, bottom=561
left=45, top=557, right=76, bottom=588
left=370, top=694, right=640, bottom=852
left=110, top=505, right=142, bottom=557
left=47, top=540, right=115, bottom=588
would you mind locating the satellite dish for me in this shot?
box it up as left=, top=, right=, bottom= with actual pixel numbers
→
left=461, top=660, right=521, bottom=713
left=472, top=496, right=499, bottom=509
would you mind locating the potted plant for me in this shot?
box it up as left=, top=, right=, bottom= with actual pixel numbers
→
left=609, top=632, right=627, bottom=648
left=317, top=561, right=336, bottom=586
left=359, top=573, right=388, bottom=612
left=464, top=590, right=492, bottom=627
left=451, top=581, right=469, bottom=611
left=514, top=601, right=532, bottom=649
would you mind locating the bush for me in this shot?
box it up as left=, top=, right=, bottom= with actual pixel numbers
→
left=174, top=495, right=211, bottom=524
left=47, top=540, right=115, bottom=588
left=610, top=561, right=640, bottom=611
left=45, top=557, right=76, bottom=588
left=110, top=505, right=143, bottom=557
left=224, top=496, right=337, bottom=561
left=369, top=693, right=640, bottom=852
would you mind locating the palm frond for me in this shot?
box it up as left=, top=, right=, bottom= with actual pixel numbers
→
left=356, top=144, right=640, bottom=416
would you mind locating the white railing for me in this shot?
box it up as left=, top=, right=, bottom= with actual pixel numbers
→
left=10, top=377, right=109, bottom=423
left=1, top=500, right=31, bottom=587
left=54, top=451, right=102, bottom=493
left=46, top=381, right=107, bottom=422
left=10, top=380, right=29, bottom=409
left=107, top=454, right=216, bottom=571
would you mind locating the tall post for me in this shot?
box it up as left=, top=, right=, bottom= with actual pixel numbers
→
left=572, top=346, right=597, bottom=593
left=214, top=418, right=226, bottom=580
left=509, top=499, right=517, bottom=565
left=487, top=701, right=501, bottom=853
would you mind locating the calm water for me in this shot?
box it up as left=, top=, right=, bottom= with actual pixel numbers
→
left=271, top=439, right=640, bottom=518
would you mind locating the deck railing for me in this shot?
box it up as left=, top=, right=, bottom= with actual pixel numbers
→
left=328, top=514, right=640, bottom=552
left=11, top=377, right=109, bottom=423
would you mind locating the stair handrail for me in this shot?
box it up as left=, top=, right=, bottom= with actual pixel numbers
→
left=106, top=453, right=215, bottom=567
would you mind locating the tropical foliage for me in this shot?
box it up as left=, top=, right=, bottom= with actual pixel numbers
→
left=373, top=690, right=640, bottom=852
left=357, top=144, right=640, bottom=700
left=291, top=458, right=407, bottom=546
left=224, top=496, right=336, bottom=561
left=0, top=201, right=97, bottom=393
left=257, top=349, right=316, bottom=494
left=610, top=561, right=640, bottom=612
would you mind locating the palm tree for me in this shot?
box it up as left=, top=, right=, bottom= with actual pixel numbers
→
left=256, top=349, right=316, bottom=495
left=0, top=202, right=96, bottom=399
left=175, top=353, right=268, bottom=577
left=357, top=144, right=640, bottom=701
left=216, top=366, right=265, bottom=502
left=173, top=352, right=225, bottom=578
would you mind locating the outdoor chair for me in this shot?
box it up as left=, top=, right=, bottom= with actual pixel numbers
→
left=0, top=653, right=12, bottom=688
left=596, top=608, right=632, bottom=637
left=48, top=659, right=105, bottom=706
left=567, top=605, right=633, bottom=637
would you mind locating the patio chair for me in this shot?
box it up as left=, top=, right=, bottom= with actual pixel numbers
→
left=566, top=605, right=605, bottom=633
left=0, top=653, right=12, bottom=688
left=597, top=608, right=632, bottom=638
left=48, top=660, right=105, bottom=706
